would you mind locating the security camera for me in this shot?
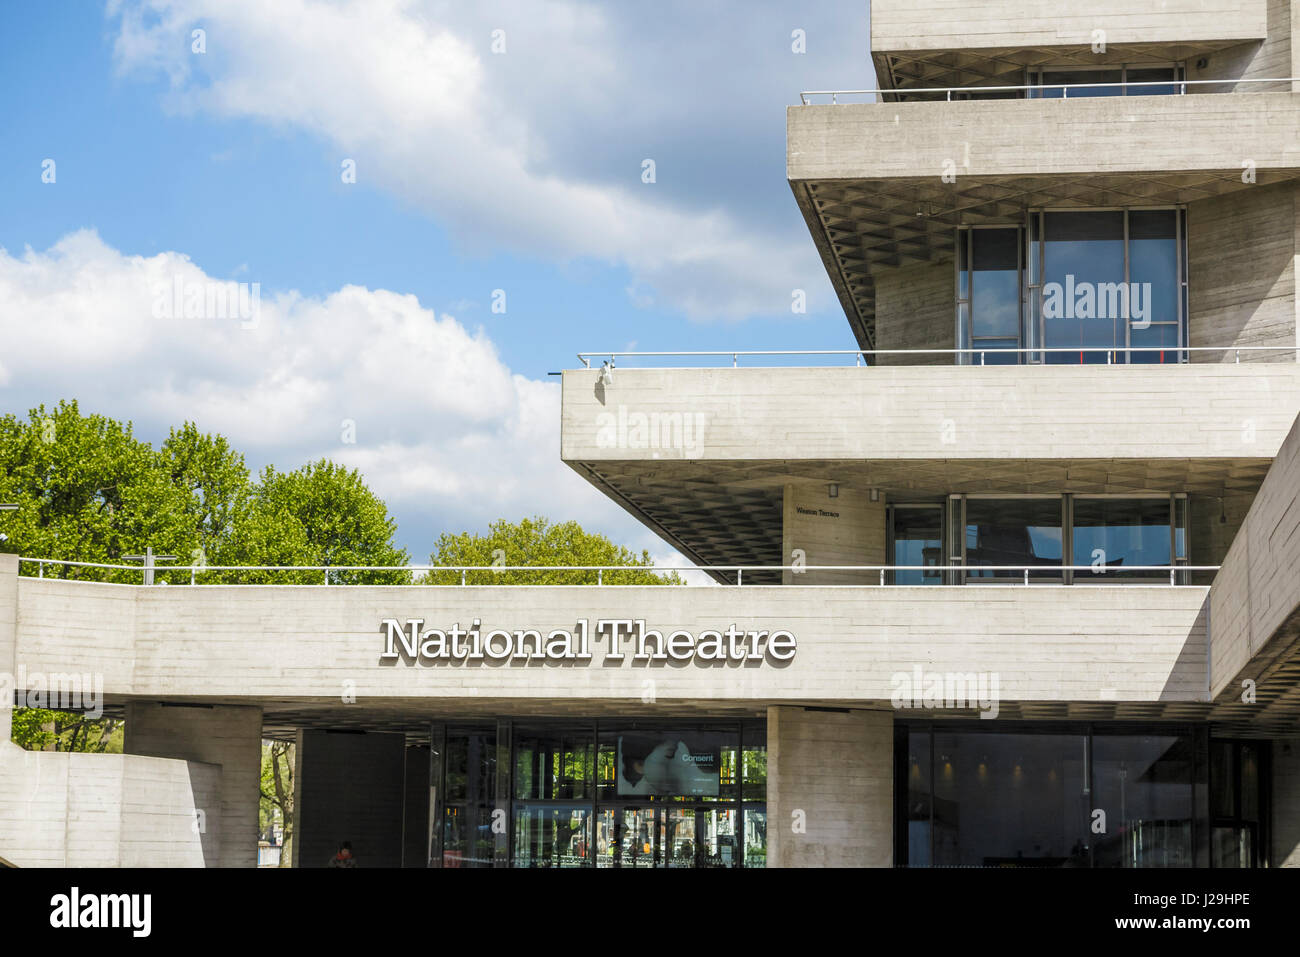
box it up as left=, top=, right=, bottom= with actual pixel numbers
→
left=0, top=533, right=8, bottom=544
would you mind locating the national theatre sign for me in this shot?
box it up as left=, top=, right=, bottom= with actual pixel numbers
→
left=380, top=618, right=796, bottom=665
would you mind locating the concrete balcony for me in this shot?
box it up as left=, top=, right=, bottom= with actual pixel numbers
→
left=562, top=364, right=1300, bottom=465
left=558, top=364, right=1300, bottom=575
left=8, top=569, right=1211, bottom=721
left=870, top=0, right=1269, bottom=91
left=788, top=92, right=1300, bottom=349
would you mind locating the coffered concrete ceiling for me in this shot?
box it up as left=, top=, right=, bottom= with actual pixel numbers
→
left=792, top=169, right=1300, bottom=351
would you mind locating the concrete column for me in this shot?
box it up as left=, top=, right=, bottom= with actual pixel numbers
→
left=767, top=706, right=893, bottom=867
left=1272, top=737, right=1300, bottom=867
left=0, top=554, right=17, bottom=747
left=124, top=701, right=262, bottom=867
left=402, top=744, right=431, bottom=867
left=293, top=729, right=406, bottom=868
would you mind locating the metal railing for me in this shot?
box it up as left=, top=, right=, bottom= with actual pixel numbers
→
left=17, top=557, right=1216, bottom=587
left=576, top=346, right=1295, bottom=368
left=799, top=76, right=1300, bottom=105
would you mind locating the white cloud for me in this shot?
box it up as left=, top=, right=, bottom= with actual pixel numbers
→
left=105, top=0, right=829, bottom=318
left=0, top=229, right=686, bottom=564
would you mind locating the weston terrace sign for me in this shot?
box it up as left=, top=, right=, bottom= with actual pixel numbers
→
left=380, top=618, right=797, bottom=666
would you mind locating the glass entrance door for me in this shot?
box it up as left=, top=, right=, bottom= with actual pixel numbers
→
left=598, top=806, right=739, bottom=868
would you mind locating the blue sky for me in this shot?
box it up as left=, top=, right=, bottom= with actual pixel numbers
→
left=0, top=1, right=870, bottom=562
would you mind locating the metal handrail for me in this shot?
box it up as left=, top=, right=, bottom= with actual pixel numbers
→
left=576, top=346, right=1294, bottom=368
left=799, top=76, right=1300, bottom=105
left=17, top=557, right=1216, bottom=587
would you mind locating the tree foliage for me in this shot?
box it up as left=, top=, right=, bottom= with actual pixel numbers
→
left=424, top=516, right=680, bottom=585
left=1, top=401, right=410, bottom=750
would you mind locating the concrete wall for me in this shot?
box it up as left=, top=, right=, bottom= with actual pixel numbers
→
left=125, top=701, right=262, bottom=867
left=874, top=260, right=953, bottom=364
left=11, top=577, right=1211, bottom=708
left=562, top=365, right=1300, bottom=463
left=1187, top=0, right=1292, bottom=91
left=788, top=94, right=1300, bottom=181
left=0, top=744, right=220, bottom=867
left=767, top=707, right=893, bottom=867
left=1208, top=411, right=1300, bottom=697
left=1273, top=737, right=1300, bottom=866
left=782, top=484, right=885, bottom=584
left=294, top=729, right=406, bottom=868
left=1189, top=182, right=1298, bottom=360
left=402, top=745, right=431, bottom=868
left=870, top=0, right=1268, bottom=52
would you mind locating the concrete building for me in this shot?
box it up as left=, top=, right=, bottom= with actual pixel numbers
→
left=5, top=0, right=1300, bottom=868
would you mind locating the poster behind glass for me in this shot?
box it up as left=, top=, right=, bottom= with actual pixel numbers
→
left=617, top=734, right=721, bottom=797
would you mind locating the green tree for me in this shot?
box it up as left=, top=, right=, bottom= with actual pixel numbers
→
left=159, top=421, right=252, bottom=567
left=424, top=516, right=681, bottom=585
left=259, top=739, right=295, bottom=867
left=2, top=403, right=410, bottom=750
left=0, top=401, right=196, bottom=580
left=221, top=460, right=410, bottom=584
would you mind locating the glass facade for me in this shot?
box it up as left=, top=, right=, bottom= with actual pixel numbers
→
left=430, top=719, right=767, bottom=868
left=928, top=494, right=1187, bottom=584
left=957, top=208, right=1187, bottom=366
left=1028, top=65, right=1183, bottom=98
left=897, top=724, right=1264, bottom=868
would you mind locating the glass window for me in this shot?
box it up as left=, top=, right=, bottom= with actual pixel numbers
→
left=445, top=728, right=495, bottom=804
left=512, top=805, right=591, bottom=868
left=1126, top=67, right=1180, bottom=96
left=964, top=499, right=1063, bottom=581
left=930, top=731, right=1091, bottom=867
left=1091, top=733, right=1194, bottom=867
left=906, top=729, right=932, bottom=867
left=1034, top=68, right=1123, bottom=98
left=514, top=727, right=594, bottom=800
left=743, top=809, right=768, bottom=868
left=1042, top=211, right=1125, bottom=364
left=891, top=506, right=944, bottom=585
left=959, top=228, right=1021, bottom=364
left=1071, top=498, right=1172, bottom=581
left=1128, top=210, right=1181, bottom=363
left=1212, top=826, right=1254, bottom=869
left=901, top=727, right=1207, bottom=869
left=742, top=735, right=767, bottom=802
left=442, top=806, right=495, bottom=868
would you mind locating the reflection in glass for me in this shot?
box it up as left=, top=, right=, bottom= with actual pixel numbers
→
left=445, top=729, right=495, bottom=804
left=742, top=739, right=767, bottom=802
left=1034, top=68, right=1123, bottom=98
left=892, top=507, right=944, bottom=585
left=970, top=228, right=1021, bottom=364
left=512, top=805, right=591, bottom=868
left=514, top=728, right=594, bottom=800
left=744, top=809, right=767, bottom=868
left=1126, top=67, right=1180, bottom=96
left=1091, top=734, right=1194, bottom=867
left=965, top=499, right=1063, bottom=580
left=1212, top=826, right=1253, bottom=868
left=1071, top=499, right=1172, bottom=581
left=1129, top=210, right=1180, bottom=363
left=443, top=806, right=495, bottom=868
left=1042, top=211, right=1124, bottom=363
